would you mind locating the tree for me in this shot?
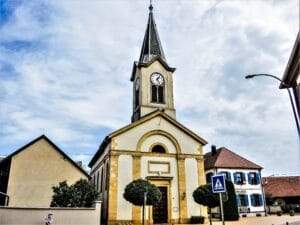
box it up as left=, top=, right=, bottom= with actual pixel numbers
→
left=51, top=179, right=99, bottom=207
left=223, top=180, right=239, bottom=221
left=123, top=179, right=161, bottom=206
left=193, top=184, right=219, bottom=225
left=123, top=179, right=161, bottom=225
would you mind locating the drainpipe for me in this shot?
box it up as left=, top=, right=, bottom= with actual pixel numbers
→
left=0, top=191, right=9, bottom=206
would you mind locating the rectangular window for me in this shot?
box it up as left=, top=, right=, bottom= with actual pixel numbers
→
left=238, top=194, right=249, bottom=207
left=248, top=172, right=260, bottom=185
left=219, top=171, right=231, bottom=181
left=234, top=172, right=246, bottom=185
left=251, top=194, right=263, bottom=207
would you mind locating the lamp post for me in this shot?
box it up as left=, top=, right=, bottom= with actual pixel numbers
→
left=245, top=73, right=300, bottom=143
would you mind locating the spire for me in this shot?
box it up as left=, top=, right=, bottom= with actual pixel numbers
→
left=139, top=2, right=166, bottom=63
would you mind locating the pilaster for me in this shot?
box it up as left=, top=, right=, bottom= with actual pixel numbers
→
left=132, top=154, right=142, bottom=224
left=177, top=157, right=188, bottom=223
left=197, top=158, right=208, bottom=217
left=108, top=154, right=119, bottom=224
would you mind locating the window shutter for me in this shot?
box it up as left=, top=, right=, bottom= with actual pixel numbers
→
left=250, top=194, right=255, bottom=206
left=248, top=173, right=251, bottom=184
left=242, top=172, right=246, bottom=184
left=256, top=173, right=260, bottom=184
left=258, top=195, right=263, bottom=206
left=236, top=195, right=240, bottom=206
left=233, top=173, right=237, bottom=184
left=245, top=195, right=249, bottom=206
left=227, top=172, right=231, bottom=181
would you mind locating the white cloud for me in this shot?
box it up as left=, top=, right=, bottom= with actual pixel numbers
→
left=0, top=0, right=299, bottom=174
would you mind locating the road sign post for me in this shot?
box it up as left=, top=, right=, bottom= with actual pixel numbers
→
left=212, top=175, right=226, bottom=225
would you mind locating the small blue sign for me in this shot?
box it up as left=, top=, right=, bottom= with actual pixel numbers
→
left=212, top=174, right=226, bottom=193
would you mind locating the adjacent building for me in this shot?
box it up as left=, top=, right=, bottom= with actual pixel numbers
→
left=263, top=176, right=300, bottom=207
left=0, top=135, right=89, bottom=207
left=204, top=147, right=266, bottom=217
left=89, top=4, right=208, bottom=225
left=280, top=31, right=300, bottom=123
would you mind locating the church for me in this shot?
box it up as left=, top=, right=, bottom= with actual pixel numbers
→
left=89, top=4, right=208, bottom=225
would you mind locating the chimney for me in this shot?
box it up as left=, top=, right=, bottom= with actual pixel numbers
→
left=211, top=145, right=217, bottom=155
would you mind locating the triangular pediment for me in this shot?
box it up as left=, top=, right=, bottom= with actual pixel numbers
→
left=109, top=110, right=207, bottom=145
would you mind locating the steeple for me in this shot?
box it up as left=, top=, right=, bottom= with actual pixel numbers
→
left=131, top=2, right=176, bottom=122
left=139, top=3, right=166, bottom=63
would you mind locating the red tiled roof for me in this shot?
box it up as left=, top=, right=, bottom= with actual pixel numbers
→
left=263, top=176, right=300, bottom=198
left=204, top=147, right=262, bottom=170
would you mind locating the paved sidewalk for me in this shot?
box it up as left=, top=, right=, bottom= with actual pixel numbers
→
left=203, top=215, right=300, bottom=225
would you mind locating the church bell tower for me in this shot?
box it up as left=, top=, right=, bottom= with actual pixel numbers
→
left=131, top=3, right=176, bottom=122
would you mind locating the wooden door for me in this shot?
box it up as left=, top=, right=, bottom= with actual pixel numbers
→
left=153, top=186, right=168, bottom=224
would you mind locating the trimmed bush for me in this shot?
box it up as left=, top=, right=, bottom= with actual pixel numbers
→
left=123, top=179, right=161, bottom=206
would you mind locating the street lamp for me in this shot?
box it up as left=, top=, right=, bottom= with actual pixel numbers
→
left=245, top=73, right=300, bottom=143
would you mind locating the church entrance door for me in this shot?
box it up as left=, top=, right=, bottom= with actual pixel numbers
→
left=153, top=186, right=168, bottom=224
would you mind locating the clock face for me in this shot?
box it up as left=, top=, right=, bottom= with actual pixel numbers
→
left=135, top=78, right=140, bottom=90
left=150, top=73, right=164, bottom=86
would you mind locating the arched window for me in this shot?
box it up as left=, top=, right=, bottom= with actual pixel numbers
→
left=151, top=145, right=166, bottom=153
left=135, top=78, right=140, bottom=108
left=150, top=73, right=164, bottom=104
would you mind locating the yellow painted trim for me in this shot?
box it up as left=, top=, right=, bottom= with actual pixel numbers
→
left=132, top=155, right=142, bottom=224
left=108, top=155, right=119, bottom=221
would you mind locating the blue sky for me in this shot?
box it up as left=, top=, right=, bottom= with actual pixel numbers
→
left=0, top=0, right=299, bottom=175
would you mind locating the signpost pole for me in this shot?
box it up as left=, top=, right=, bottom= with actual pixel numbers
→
left=219, top=193, right=225, bottom=225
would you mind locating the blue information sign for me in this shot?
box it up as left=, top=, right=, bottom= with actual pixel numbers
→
left=212, top=174, right=226, bottom=193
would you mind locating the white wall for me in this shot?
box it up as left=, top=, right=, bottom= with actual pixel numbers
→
left=117, top=155, right=133, bottom=220
left=185, top=158, right=201, bottom=218
left=0, top=201, right=101, bottom=225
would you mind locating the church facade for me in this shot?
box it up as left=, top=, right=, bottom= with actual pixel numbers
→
left=89, top=4, right=208, bottom=225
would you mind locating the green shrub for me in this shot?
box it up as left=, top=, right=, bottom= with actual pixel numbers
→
left=51, top=179, right=98, bottom=207
left=190, top=216, right=205, bottom=224
left=123, top=179, right=161, bottom=206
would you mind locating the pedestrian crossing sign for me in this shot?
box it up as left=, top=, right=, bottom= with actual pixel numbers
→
left=212, top=174, right=226, bottom=193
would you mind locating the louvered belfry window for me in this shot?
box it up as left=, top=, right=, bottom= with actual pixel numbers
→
left=151, top=84, right=164, bottom=103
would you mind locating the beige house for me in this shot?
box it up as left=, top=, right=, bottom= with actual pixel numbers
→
left=0, top=135, right=89, bottom=207
left=89, top=4, right=208, bottom=225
